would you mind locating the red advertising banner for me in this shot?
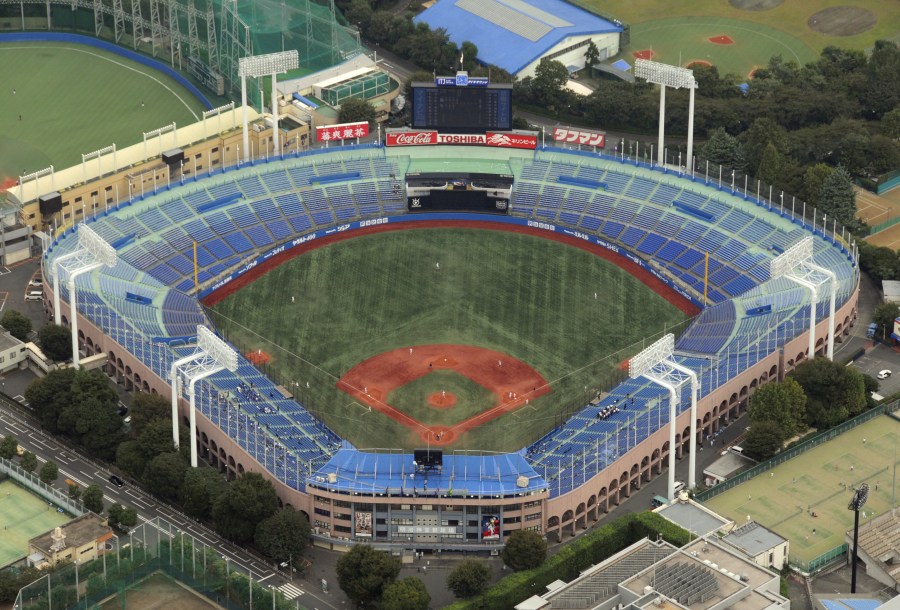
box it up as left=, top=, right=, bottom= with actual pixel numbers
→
left=552, top=127, right=606, bottom=148
left=385, top=131, right=537, bottom=150
left=316, top=121, right=370, bottom=142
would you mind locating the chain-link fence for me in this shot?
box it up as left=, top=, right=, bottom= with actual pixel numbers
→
left=0, top=457, right=84, bottom=517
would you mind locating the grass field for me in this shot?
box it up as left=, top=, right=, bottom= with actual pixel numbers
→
left=206, top=228, right=690, bottom=452
left=99, top=571, right=222, bottom=610
left=705, top=414, right=900, bottom=566
left=0, top=479, right=70, bottom=567
left=388, top=371, right=496, bottom=427
left=0, top=41, right=207, bottom=184
left=573, top=0, right=900, bottom=76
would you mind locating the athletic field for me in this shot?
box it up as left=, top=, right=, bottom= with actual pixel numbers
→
left=206, top=228, right=691, bottom=452
left=0, top=479, right=70, bottom=567
left=99, top=571, right=222, bottom=610
left=705, top=414, right=900, bottom=566
left=573, top=0, right=900, bottom=77
left=0, top=41, right=206, bottom=185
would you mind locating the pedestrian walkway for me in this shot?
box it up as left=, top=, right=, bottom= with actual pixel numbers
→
left=278, top=582, right=304, bottom=600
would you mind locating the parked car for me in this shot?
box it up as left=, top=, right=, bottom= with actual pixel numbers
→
left=877, top=370, right=892, bottom=380
left=109, top=475, right=125, bottom=487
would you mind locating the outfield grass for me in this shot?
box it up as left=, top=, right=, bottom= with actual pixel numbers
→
left=0, top=479, right=70, bottom=567
left=206, top=228, right=690, bottom=452
left=0, top=41, right=206, bottom=182
left=705, top=415, right=900, bottom=566
left=573, top=0, right=899, bottom=75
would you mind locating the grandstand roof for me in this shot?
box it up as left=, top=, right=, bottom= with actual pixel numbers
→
left=414, top=0, right=622, bottom=75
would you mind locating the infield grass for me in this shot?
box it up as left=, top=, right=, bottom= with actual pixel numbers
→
left=206, top=228, right=690, bottom=452
left=388, top=371, right=496, bottom=427
left=0, top=41, right=206, bottom=182
left=704, top=415, right=900, bottom=566
left=0, top=479, right=70, bottom=567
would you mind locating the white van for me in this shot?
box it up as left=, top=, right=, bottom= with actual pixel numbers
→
left=673, top=481, right=685, bottom=494
left=25, top=291, right=43, bottom=301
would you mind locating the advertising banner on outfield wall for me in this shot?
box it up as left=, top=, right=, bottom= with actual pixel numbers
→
left=316, top=121, right=370, bottom=142
left=552, top=127, right=606, bottom=148
left=386, top=131, right=537, bottom=150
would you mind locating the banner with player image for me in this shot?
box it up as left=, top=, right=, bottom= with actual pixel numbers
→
left=355, top=512, right=372, bottom=537
left=482, top=515, right=500, bottom=540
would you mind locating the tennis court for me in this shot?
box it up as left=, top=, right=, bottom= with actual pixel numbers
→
left=0, top=479, right=71, bottom=567
left=705, top=415, right=900, bottom=566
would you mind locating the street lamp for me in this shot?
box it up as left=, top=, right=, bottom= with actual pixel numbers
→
left=848, top=483, right=869, bottom=593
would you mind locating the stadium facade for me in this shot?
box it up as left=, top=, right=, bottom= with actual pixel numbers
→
left=36, top=132, right=858, bottom=551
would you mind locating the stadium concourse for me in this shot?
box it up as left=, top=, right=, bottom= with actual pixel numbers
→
left=41, top=142, right=858, bottom=549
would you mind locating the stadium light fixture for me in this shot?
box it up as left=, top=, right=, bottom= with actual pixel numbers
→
left=848, top=483, right=869, bottom=593
left=634, top=59, right=697, bottom=170
left=51, top=224, right=117, bottom=368
left=238, top=50, right=299, bottom=162
left=170, top=325, right=239, bottom=467
left=770, top=236, right=838, bottom=360
left=630, top=334, right=699, bottom=499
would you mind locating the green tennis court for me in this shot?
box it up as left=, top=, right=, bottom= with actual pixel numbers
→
left=0, top=41, right=206, bottom=185
left=705, top=415, right=900, bottom=567
left=0, top=479, right=71, bottom=567
left=206, top=228, right=691, bottom=452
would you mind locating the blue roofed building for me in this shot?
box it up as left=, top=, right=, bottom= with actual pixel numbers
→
left=414, top=0, right=624, bottom=78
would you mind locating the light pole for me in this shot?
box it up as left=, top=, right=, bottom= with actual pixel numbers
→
left=848, top=483, right=869, bottom=593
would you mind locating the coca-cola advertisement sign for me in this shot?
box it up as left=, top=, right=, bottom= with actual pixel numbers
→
left=386, top=131, right=536, bottom=150
left=385, top=131, right=438, bottom=146
left=316, top=121, right=370, bottom=142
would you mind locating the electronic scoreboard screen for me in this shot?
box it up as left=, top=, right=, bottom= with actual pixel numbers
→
left=411, top=83, right=513, bottom=132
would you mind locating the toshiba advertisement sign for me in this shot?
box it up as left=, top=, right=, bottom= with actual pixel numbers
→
left=385, top=131, right=536, bottom=150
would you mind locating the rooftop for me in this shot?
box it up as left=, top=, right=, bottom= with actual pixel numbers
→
left=29, top=513, right=111, bottom=555
left=704, top=451, right=756, bottom=480
left=0, top=328, right=23, bottom=352
left=722, top=521, right=786, bottom=557
left=414, top=0, right=622, bottom=75
left=657, top=498, right=732, bottom=538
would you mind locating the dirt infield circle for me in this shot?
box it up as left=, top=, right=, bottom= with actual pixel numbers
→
left=337, top=344, right=550, bottom=445
left=428, top=391, right=457, bottom=409
left=808, top=6, right=877, bottom=36
left=728, top=0, right=783, bottom=10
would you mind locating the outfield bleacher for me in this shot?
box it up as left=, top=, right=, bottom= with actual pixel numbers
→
left=44, top=143, right=857, bottom=498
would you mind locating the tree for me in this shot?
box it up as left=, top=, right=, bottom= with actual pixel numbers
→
left=115, top=440, right=148, bottom=480
left=381, top=577, right=430, bottom=610
left=883, top=106, right=900, bottom=139
left=873, top=301, right=900, bottom=341
left=107, top=503, right=138, bottom=532
left=58, top=369, right=124, bottom=461
left=254, top=507, right=311, bottom=563
left=25, top=368, right=76, bottom=433
left=143, top=452, right=187, bottom=501
left=82, top=484, right=104, bottom=514
left=181, top=466, right=228, bottom=519
left=37, top=323, right=72, bottom=362
left=533, top=59, right=569, bottom=109
left=0, top=309, right=32, bottom=342
left=68, top=482, right=81, bottom=501
left=743, top=420, right=786, bottom=461
left=129, top=392, right=170, bottom=436
left=337, top=97, right=377, bottom=126
left=39, top=459, right=59, bottom=484
left=213, top=473, right=279, bottom=544
left=20, top=451, right=37, bottom=473
left=700, top=128, right=747, bottom=173
left=739, top=118, right=788, bottom=174
left=792, top=357, right=867, bottom=429
left=818, top=165, right=856, bottom=227
left=460, top=41, right=478, bottom=71
left=755, top=142, right=785, bottom=187
left=747, top=378, right=806, bottom=439
left=335, top=544, right=401, bottom=608
left=137, top=419, right=177, bottom=457
left=802, top=163, right=834, bottom=210
left=447, top=559, right=491, bottom=598
left=584, top=40, right=600, bottom=70
left=0, top=435, right=17, bottom=459
left=501, top=529, right=547, bottom=571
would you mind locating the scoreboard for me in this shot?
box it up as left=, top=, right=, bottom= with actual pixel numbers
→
left=411, top=76, right=512, bottom=132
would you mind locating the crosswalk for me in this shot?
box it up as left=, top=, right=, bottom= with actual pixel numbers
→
left=278, top=583, right=304, bottom=600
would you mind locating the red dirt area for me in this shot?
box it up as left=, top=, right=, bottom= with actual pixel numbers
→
left=245, top=349, right=272, bottom=366
left=428, top=391, right=457, bottom=409
left=336, top=344, right=550, bottom=446
left=0, top=177, right=16, bottom=191
left=632, top=49, right=655, bottom=60
left=687, top=60, right=713, bottom=69
left=709, top=35, right=735, bottom=45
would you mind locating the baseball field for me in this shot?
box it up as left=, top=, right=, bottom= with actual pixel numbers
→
left=0, top=41, right=206, bottom=187
left=705, top=414, right=900, bottom=567
left=206, top=227, right=692, bottom=452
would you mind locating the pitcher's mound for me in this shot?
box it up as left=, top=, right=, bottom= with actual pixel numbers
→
left=245, top=350, right=271, bottom=366
left=808, top=7, right=876, bottom=36
left=428, top=392, right=457, bottom=409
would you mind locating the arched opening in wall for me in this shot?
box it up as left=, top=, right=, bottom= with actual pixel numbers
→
left=587, top=494, right=597, bottom=520
left=629, top=463, right=639, bottom=490
left=702, top=412, right=711, bottom=440
left=796, top=351, right=807, bottom=365
left=61, top=315, right=69, bottom=327
left=86, top=337, right=94, bottom=353
left=561, top=510, right=574, bottom=538
left=151, top=388, right=158, bottom=395
left=835, top=322, right=844, bottom=341
left=182, top=415, right=189, bottom=428
left=640, top=456, right=650, bottom=481
left=227, top=455, right=236, bottom=480
left=301, top=510, right=311, bottom=526
left=769, top=364, right=778, bottom=379
left=842, top=316, right=851, bottom=334
left=133, top=373, right=142, bottom=391
left=237, top=463, right=245, bottom=475
left=277, top=497, right=284, bottom=509
left=815, top=337, right=825, bottom=356
left=674, top=433, right=682, bottom=458
left=598, top=486, right=608, bottom=512
left=651, top=448, right=661, bottom=474
left=575, top=502, right=586, bottom=530
left=680, top=427, right=691, bottom=454
left=619, top=471, right=629, bottom=497
left=609, top=479, right=619, bottom=505
left=142, top=380, right=150, bottom=392
left=124, top=365, right=133, bottom=391
left=107, top=351, right=117, bottom=376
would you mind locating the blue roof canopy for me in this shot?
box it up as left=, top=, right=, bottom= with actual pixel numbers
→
left=415, top=0, right=622, bottom=75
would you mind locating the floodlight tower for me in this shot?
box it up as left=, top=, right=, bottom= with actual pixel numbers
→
left=629, top=334, right=699, bottom=500
left=170, top=326, right=239, bottom=467
left=634, top=59, right=697, bottom=170
left=848, top=483, right=869, bottom=593
left=238, top=51, right=299, bottom=163
left=770, top=236, right=838, bottom=360
left=51, top=224, right=117, bottom=367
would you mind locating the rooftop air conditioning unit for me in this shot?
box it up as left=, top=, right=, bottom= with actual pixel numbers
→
left=327, top=473, right=337, bottom=483
left=516, top=475, right=529, bottom=488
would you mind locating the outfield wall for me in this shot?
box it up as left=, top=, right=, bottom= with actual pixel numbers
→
left=0, top=32, right=212, bottom=110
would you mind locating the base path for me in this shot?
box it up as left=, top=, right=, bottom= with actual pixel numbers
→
left=337, top=344, right=550, bottom=445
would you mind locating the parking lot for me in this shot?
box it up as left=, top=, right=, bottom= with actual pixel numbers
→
left=848, top=342, right=900, bottom=397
